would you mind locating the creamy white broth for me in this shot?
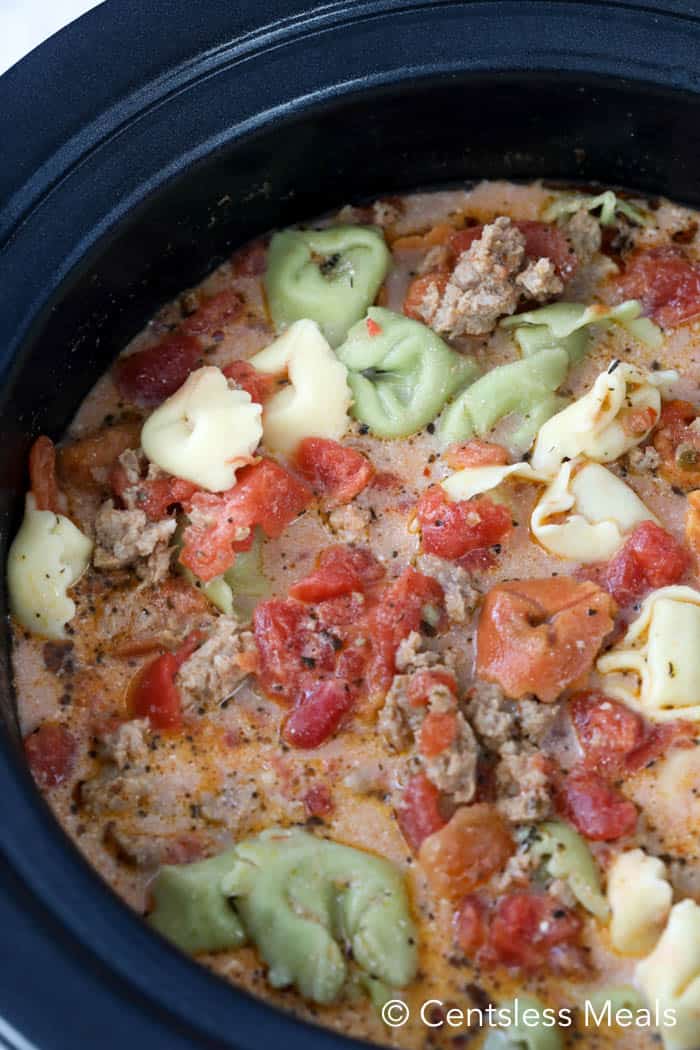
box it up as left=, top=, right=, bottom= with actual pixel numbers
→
left=11, top=180, right=700, bottom=1050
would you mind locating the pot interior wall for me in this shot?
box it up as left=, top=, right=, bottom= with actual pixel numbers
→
left=2, top=70, right=699, bottom=732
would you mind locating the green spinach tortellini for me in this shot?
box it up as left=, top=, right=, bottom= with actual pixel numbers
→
left=176, top=526, right=270, bottom=619
left=148, top=828, right=417, bottom=1006
left=336, top=307, right=478, bottom=438
left=544, top=189, right=649, bottom=227
left=501, top=299, right=663, bottom=359
left=531, top=821, right=609, bottom=920
left=438, top=348, right=570, bottom=447
left=265, top=225, right=391, bottom=347
left=482, top=997, right=564, bottom=1050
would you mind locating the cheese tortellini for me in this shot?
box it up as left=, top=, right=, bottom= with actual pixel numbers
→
left=336, top=307, right=478, bottom=438
left=442, top=461, right=549, bottom=502
left=7, top=494, right=92, bottom=640
left=531, top=459, right=657, bottom=562
left=607, top=849, right=672, bottom=956
left=141, top=366, right=262, bottom=492
left=250, top=319, right=351, bottom=454
left=636, top=899, right=700, bottom=1050
left=265, top=225, right=391, bottom=347
left=149, top=828, right=417, bottom=1005
left=597, top=586, right=700, bottom=721
left=531, top=362, right=677, bottom=474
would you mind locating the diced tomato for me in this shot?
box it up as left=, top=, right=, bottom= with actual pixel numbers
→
left=416, top=485, right=512, bottom=562
left=604, top=521, right=690, bottom=606
left=180, top=288, right=244, bottom=338
left=624, top=721, right=696, bottom=773
left=454, top=895, right=489, bottom=957
left=56, top=422, right=142, bottom=494
left=230, top=239, right=267, bottom=277
left=653, top=399, right=700, bottom=489
left=571, top=690, right=696, bottom=779
left=303, top=783, right=334, bottom=817
left=443, top=440, right=509, bottom=471
left=289, top=545, right=385, bottom=603
left=110, top=463, right=197, bottom=520
left=24, top=722, right=76, bottom=788
left=476, top=577, right=615, bottom=703
left=621, top=404, right=658, bottom=437
left=418, top=803, right=514, bottom=900
left=366, top=317, right=383, bottom=336
left=114, top=333, right=201, bottom=407
left=419, top=710, right=458, bottom=758
left=366, top=568, right=445, bottom=697
left=614, top=246, right=700, bottom=327
left=282, top=680, right=354, bottom=748
left=295, top=437, right=374, bottom=506
left=29, top=436, right=61, bottom=513
left=396, top=771, right=447, bottom=852
left=222, top=359, right=278, bottom=404
left=403, top=272, right=449, bottom=322
left=130, top=631, right=201, bottom=731
left=253, top=598, right=338, bottom=701
left=558, top=768, right=638, bottom=841
left=180, top=459, right=312, bottom=581
left=481, top=892, right=582, bottom=972
left=407, top=668, right=457, bottom=707
left=570, top=692, right=645, bottom=776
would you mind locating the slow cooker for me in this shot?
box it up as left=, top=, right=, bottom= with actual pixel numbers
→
left=2, top=1, right=700, bottom=1046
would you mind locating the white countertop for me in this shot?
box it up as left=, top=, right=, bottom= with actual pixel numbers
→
left=0, top=0, right=105, bottom=76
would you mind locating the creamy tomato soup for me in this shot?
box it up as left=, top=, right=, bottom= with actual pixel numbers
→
left=10, top=181, right=700, bottom=1049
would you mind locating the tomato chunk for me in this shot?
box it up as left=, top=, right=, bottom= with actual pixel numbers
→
left=604, top=521, right=690, bottom=606
left=418, top=803, right=513, bottom=900
left=481, top=892, right=583, bottom=972
left=454, top=895, right=489, bottom=957
left=180, top=459, right=312, bottom=580
left=222, top=359, right=278, bottom=404
left=653, top=399, right=700, bottom=490
left=283, top=680, right=354, bottom=748
left=289, top=545, right=385, bottom=603
left=29, top=436, right=61, bottom=513
left=443, top=440, right=509, bottom=471
left=407, top=668, right=457, bottom=707
left=295, top=437, right=374, bottom=505
left=419, top=710, right=458, bottom=758
left=416, top=485, right=512, bottom=561
left=570, top=691, right=694, bottom=778
left=24, top=722, right=76, bottom=788
left=397, top=771, right=447, bottom=852
left=477, top=578, right=615, bottom=703
left=114, top=333, right=201, bottom=407
left=303, top=783, right=334, bottom=817
left=366, top=567, right=445, bottom=697
left=130, top=632, right=201, bottom=731
left=110, top=462, right=197, bottom=520
left=180, top=288, right=243, bottom=338
left=558, top=768, right=638, bottom=841
left=615, top=246, right=700, bottom=328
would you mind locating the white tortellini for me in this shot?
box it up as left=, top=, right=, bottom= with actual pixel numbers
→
left=597, top=586, right=700, bottom=722
left=531, top=459, right=657, bottom=562
left=141, top=366, right=262, bottom=492
left=636, top=899, right=700, bottom=1050
left=441, top=462, right=549, bottom=502
left=249, top=319, right=351, bottom=455
left=7, top=494, right=93, bottom=639
left=531, top=362, right=677, bottom=474
left=607, top=849, right=672, bottom=956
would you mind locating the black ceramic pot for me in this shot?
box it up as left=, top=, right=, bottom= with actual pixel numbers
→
left=2, top=2, right=700, bottom=1046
